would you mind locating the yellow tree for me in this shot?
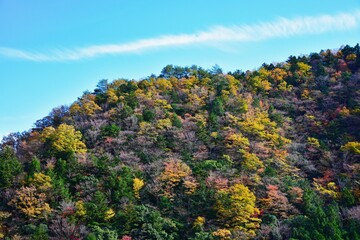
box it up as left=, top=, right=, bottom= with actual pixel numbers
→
left=238, top=150, right=264, bottom=172
left=69, top=93, right=101, bottom=116
left=41, top=123, right=87, bottom=156
left=269, top=68, right=292, bottom=91
left=155, top=78, right=173, bottom=91
left=133, top=177, right=145, bottom=199
left=74, top=200, right=86, bottom=217
left=215, top=183, right=261, bottom=236
left=341, top=141, right=360, bottom=154
left=247, top=68, right=272, bottom=92
left=29, top=172, right=52, bottom=192
left=297, top=62, right=312, bottom=77
left=225, top=133, right=250, bottom=151
left=106, top=88, right=119, bottom=104
left=9, top=186, right=51, bottom=219
left=270, top=68, right=287, bottom=82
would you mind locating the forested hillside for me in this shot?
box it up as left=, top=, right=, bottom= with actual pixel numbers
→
left=1, top=44, right=360, bottom=240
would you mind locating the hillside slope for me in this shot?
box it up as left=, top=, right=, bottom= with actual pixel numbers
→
left=1, top=44, right=360, bottom=239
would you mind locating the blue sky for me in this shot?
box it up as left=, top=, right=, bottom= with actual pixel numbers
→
left=1, top=0, right=360, bottom=138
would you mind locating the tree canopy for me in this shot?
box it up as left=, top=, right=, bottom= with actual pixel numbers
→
left=1, top=44, right=360, bottom=239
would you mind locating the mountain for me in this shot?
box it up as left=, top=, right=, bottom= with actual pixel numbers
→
left=1, top=44, right=360, bottom=239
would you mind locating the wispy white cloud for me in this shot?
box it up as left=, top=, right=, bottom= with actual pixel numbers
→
left=1, top=10, right=360, bottom=61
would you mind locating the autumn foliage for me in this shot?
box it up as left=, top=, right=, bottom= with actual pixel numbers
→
left=1, top=44, right=360, bottom=239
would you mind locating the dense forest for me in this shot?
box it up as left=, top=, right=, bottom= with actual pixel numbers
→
left=1, top=44, right=360, bottom=240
